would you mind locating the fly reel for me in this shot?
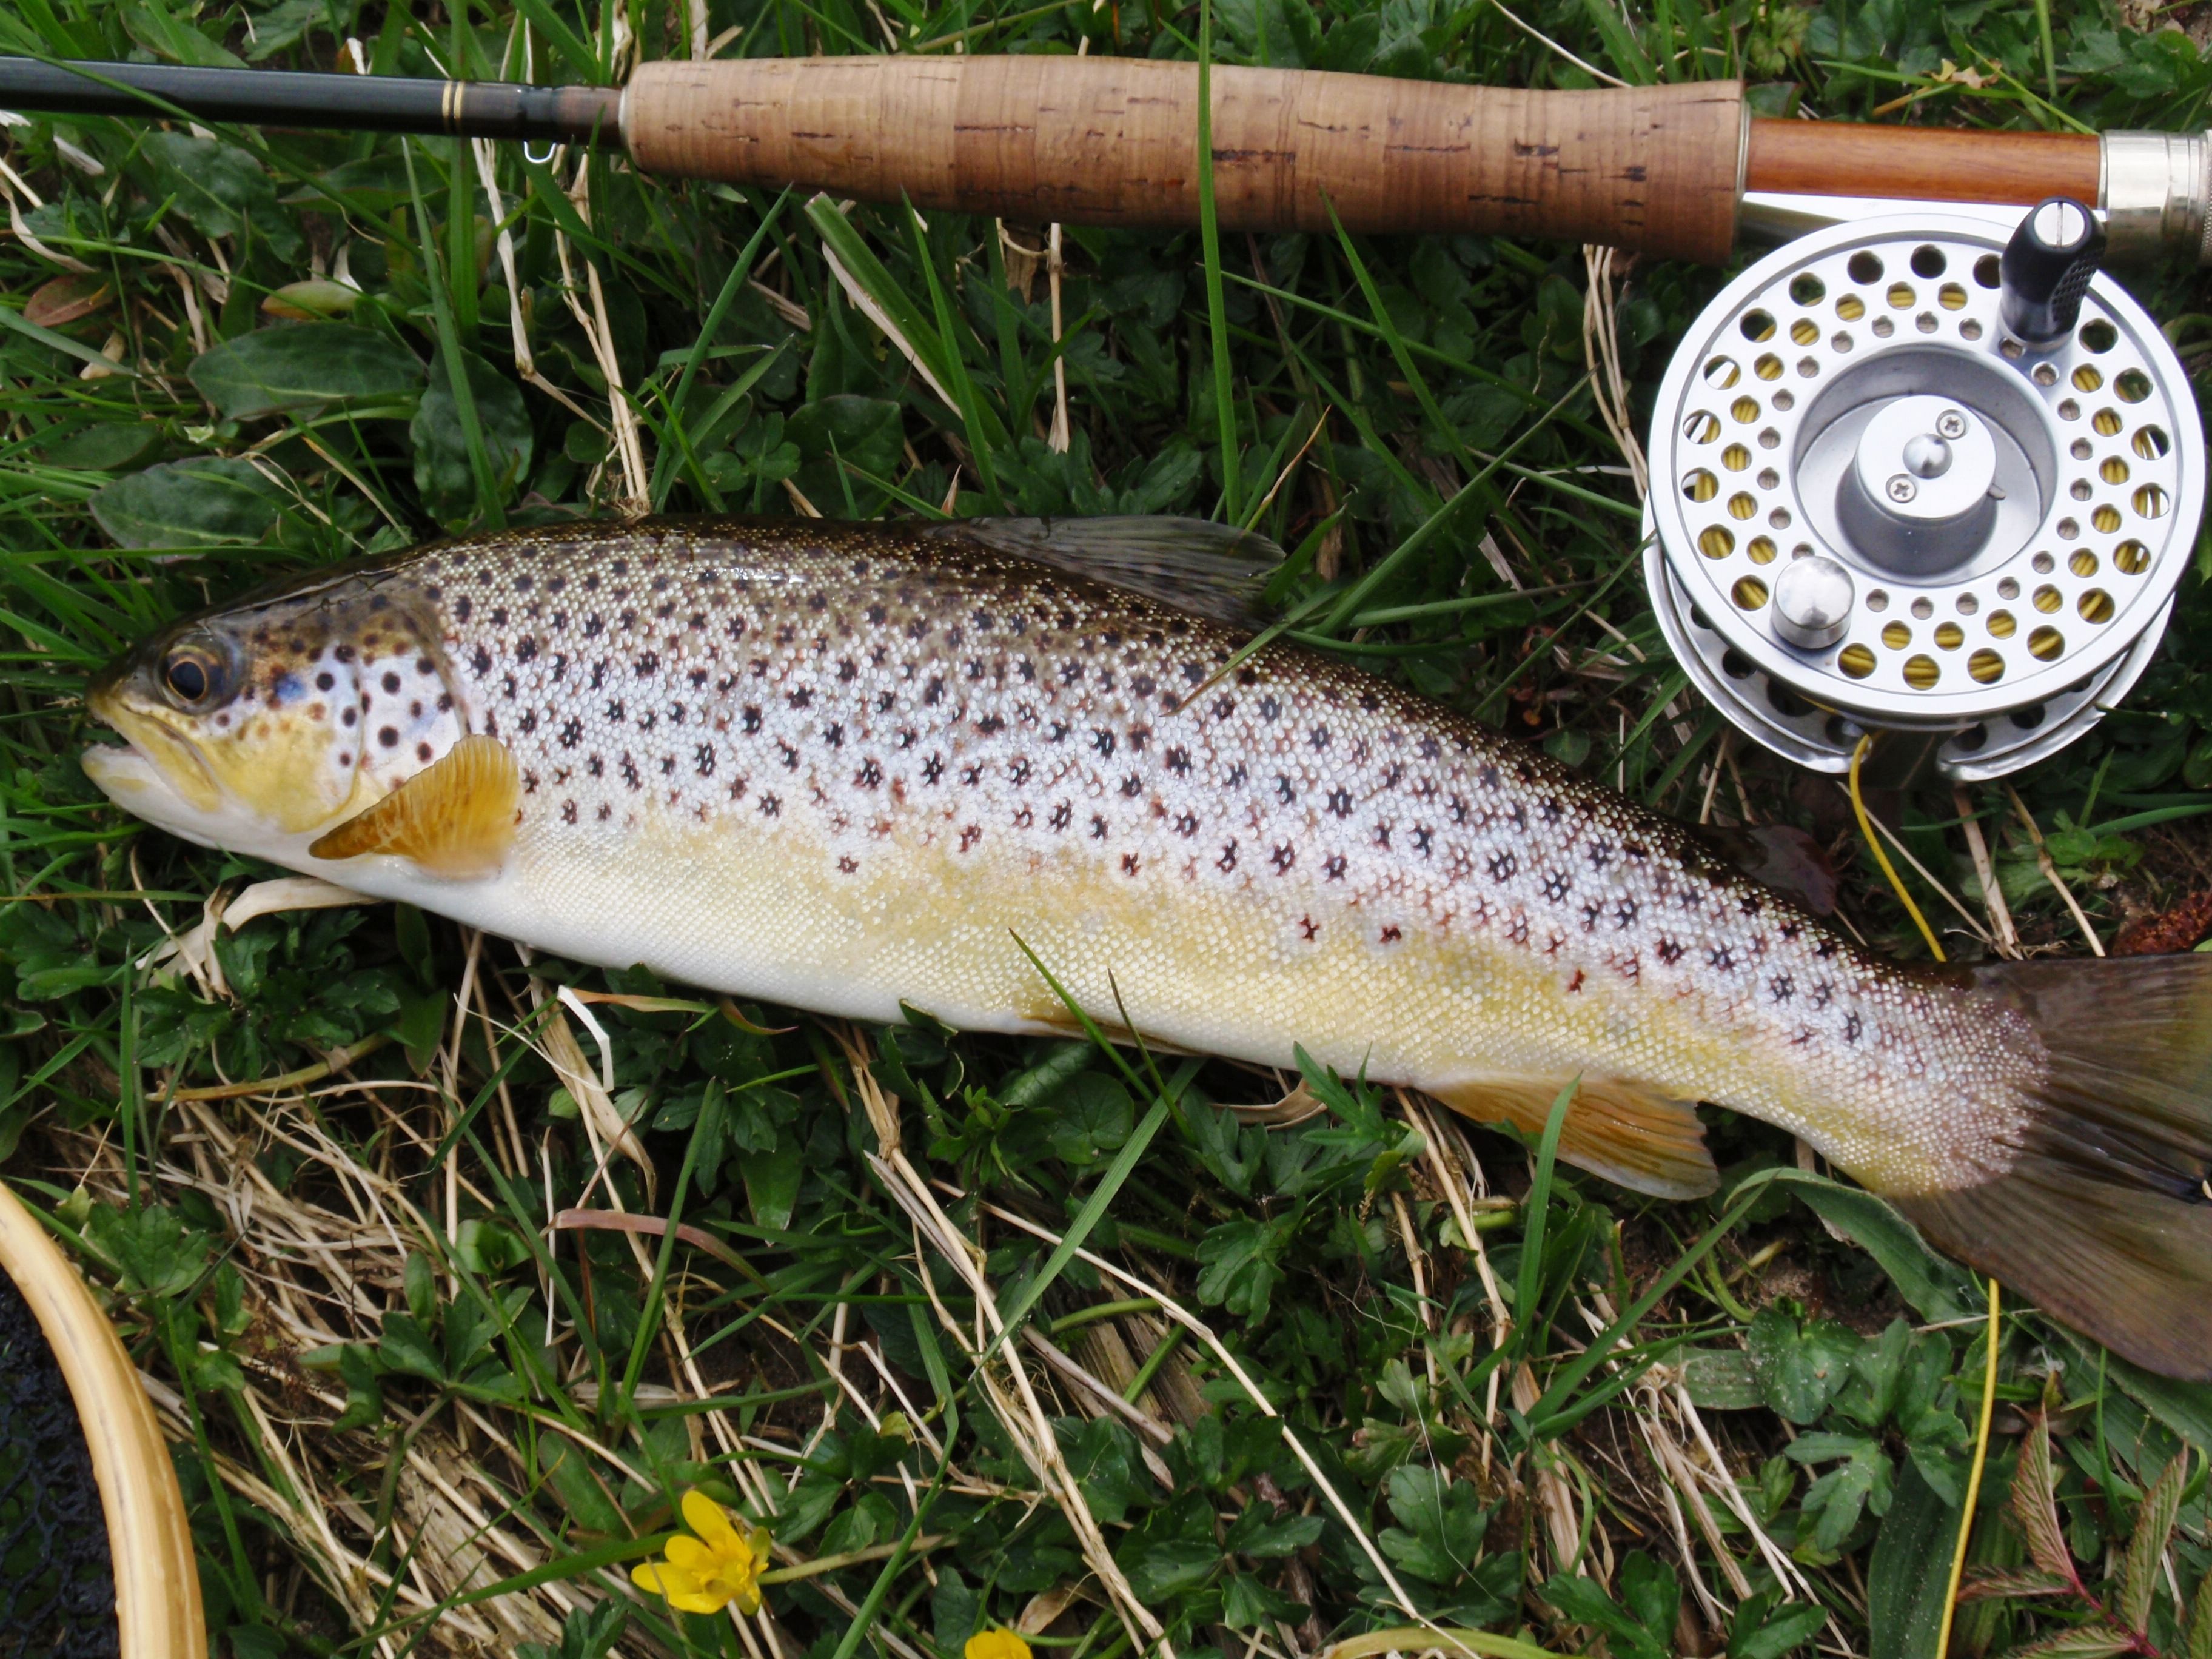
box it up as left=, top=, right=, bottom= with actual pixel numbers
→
left=1645, top=203, right=2205, bottom=781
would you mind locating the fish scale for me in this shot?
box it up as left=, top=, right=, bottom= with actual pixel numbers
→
left=89, top=515, right=2212, bottom=1378
left=355, top=521, right=2025, bottom=1191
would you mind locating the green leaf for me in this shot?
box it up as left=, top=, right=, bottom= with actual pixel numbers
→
left=1795, top=1436, right=1894, bottom=1554
left=123, top=2, right=246, bottom=67
left=41, top=423, right=159, bottom=471
left=1379, top=1465, right=1490, bottom=1583
left=1868, top=1460, right=1961, bottom=1659
left=1223, top=1506, right=1324, bottom=1558
left=1221, top=1570, right=1302, bottom=1629
left=378, top=1310, right=446, bottom=1382
left=2009, top=1628, right=2143, bottom=1659
left=1544, top=1552, right=1677, bottom=1659
left=1959, top=1568, right=2073, bottom=1601
left=1059, top=1417, right=1153, bottom=1525
left=2118, top=1450, right=2187, bottom=1632
left=2190, top=1566, right=2212, bottom=1659
left=189, top=324, right=422, bottom=420
left=1746, top=1307, right=1861, bottom=1424
left=412, top=346, right=532, bottom=526
left=2011, top=1418, right=2074, bottom=1583
left=90, top=457, right=283, bottom=548
left=1765, top=1170, right=1976, bottom=1324
left=1119, top=1537, right=1219, bottom=1600
left=1194, top=1215, right=1292, bottom=1319
left=743, top=1131, right=804, bottom=1232
left=1683, top=1348, right=1763, bottom=1410
left=144, top=131, right=301, bottom=261
left=1042, top=1073, right=1134, bottom=1165
left=1727, top=1592, right=1828, bottom=1659
left=0, top=302, right=141, bottom=377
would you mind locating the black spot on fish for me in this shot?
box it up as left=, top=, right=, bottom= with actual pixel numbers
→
left=1217, top=840, right=1238, bottom=871
left=378, top=726, right=398, bottom=748
left=1487, top=851, right=1517, bottom=882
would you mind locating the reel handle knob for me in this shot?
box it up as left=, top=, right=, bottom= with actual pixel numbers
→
left=2000, top=196, right=2106, bottom=344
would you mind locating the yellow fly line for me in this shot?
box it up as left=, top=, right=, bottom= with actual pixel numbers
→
left=1846, top=732, right=1999, bottom=1659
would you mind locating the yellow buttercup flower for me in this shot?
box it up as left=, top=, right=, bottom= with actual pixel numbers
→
left=631, top=1490, right=772, bottom=1615
left=965, top=1631, right=1032, bottom=1659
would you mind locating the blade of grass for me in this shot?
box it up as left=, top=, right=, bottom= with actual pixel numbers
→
left=403, top=140, right=504, bottom=529
left=1196, top=0, right=1241, bottom=524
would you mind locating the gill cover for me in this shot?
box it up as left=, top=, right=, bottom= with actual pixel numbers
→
left=84, top=567, right=464, bottom=838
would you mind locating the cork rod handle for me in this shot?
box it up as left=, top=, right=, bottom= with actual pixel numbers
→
left=624, top=56, right=1748, bottom=262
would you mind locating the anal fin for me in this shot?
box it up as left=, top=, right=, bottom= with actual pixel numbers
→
left=1429, top=1075, right=1718, bottom=1199
left=308, top=734, right=519, bottom=879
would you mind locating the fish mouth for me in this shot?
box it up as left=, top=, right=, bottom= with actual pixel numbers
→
left=82, top=692, right=221, bottom=815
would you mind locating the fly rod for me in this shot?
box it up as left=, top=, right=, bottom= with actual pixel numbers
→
left=0, top=54, right=2197, bottom=264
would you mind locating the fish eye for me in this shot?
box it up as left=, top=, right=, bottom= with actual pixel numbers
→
left=159, top=641, right=226, bottom=708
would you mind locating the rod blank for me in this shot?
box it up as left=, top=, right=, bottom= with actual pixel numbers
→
left=0, top=55, right=619, bottom=143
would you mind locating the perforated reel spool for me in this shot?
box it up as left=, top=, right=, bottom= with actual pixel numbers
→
left=1644, top=210, right=2204, bottom=781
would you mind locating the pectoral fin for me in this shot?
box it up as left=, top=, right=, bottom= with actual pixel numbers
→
left=1429, top=1075, right=1718, bottom=1199
left=308, top=735, right=519, bottom=879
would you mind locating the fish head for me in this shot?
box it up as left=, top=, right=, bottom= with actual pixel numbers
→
left=82, top=568, right=463, bottom=853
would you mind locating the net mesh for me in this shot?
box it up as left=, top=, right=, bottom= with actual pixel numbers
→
left=0, top=1263, right=119, bottom=1657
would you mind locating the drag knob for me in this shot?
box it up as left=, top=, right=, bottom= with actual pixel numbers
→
left=2000, top=196, right=2106, bottom=344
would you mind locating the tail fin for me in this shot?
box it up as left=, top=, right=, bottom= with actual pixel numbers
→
left=1889, top=954, right=2212, bottom=1379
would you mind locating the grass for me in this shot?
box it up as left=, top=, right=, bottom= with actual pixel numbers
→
left=2, top=1, right=2212, bottom=1658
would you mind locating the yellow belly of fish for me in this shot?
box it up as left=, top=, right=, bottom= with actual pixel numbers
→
left=439, top=807, right=1978, bottom=1196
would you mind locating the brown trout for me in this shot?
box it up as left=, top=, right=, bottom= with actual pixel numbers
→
left=82, top=517, right=2212, bottom=1376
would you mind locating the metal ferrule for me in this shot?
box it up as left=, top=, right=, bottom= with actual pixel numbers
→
left=2101, top=130, right=2212, bottom=263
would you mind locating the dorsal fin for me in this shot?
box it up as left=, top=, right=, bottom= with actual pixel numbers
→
left=308, top=735, right=519, bottom=879
left=928, top=516, right=1283, bottom=628
left=1429, top=1075, right=1719, bottom=1200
